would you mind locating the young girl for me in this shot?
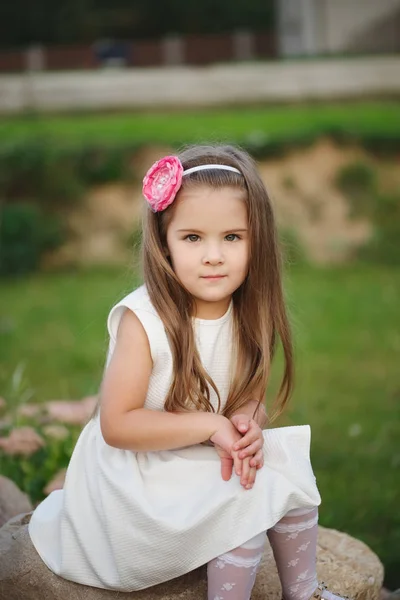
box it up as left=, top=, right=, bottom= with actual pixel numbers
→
left=29, top=145, right=348, bottom=600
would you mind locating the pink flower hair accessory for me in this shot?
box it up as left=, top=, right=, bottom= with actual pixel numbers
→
left=142, top=155, right=183, bottom=212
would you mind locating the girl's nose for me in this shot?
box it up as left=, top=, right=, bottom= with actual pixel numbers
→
left=202, top=244, right=224, bottom=265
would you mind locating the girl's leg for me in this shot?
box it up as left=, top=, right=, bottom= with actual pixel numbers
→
left=268, top=508, right=347, bottom=600
left=207, top=531, right=266, bottom=600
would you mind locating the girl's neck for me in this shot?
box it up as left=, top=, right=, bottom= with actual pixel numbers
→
left=193, top=297, right=232, bottom=320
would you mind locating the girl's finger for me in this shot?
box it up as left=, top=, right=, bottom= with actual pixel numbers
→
left=237, top=421, right=249, bottom=434
left=249, top=449, right=264, bottom=467
left=238, top=439, right=263, bottom=459
left=230, top=416, right=250, bottom=437
left=232, top=451, right=243, bottom=478
left=220, top=456, right=234, bottom=481
left=233, top=430, right=258, bottom=451
left=247, top=465, right=257, bottom=488
left=240, top=457, right=251, bottom=488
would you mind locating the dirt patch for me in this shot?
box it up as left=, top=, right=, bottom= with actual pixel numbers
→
left=46, top=139, right=398, bottom=267
left=258, top=138, right=374, bottom=263
left=43, top=183, right=144, bottom=268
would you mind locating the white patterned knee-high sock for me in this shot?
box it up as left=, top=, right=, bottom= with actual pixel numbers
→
left=207, top=532, right=266, bottom=600
left=268, top=508, right=346, bottom=600
left=268, top=508, right=319, bottom=600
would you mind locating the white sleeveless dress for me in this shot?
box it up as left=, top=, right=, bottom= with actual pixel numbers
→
left=29, top=285, right=321, bottom=592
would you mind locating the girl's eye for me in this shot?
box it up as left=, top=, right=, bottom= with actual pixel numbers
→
left=185, top=234, right=200, bottom=242
left=225, top=234, right=240, bottom=242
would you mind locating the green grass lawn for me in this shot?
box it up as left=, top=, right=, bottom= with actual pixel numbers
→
left=1, top=101, right=399, bottom=146
left=0, top=264, right=399, bottom=586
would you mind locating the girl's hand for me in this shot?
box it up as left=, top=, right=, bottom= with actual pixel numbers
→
left=231, top=414, right=264, bottom=470
left=213, top=444, right=237, bottom=482
left=239, top=456, right=257, bottom=489
left=213, top=444, right=258, bottom=489
left=209, top=416, right=243, bottom=481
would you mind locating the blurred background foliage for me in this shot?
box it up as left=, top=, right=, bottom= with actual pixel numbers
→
left=1, top=102, right=399, bottom=276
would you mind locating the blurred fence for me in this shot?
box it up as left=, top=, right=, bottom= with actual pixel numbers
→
left=0, top=31, right=276, bottom=74
left=0, top=55, right=399, bottom=114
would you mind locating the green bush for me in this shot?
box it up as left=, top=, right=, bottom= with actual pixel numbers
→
left=0, top=139, right=140, bottom=209
left=76, top=143, right=138, bottom=185
left=242, top=131, right=317, bottom=160
left=0, top=427, right=80, bottom=503
left=0, top=140, right=84, bottom=207
left=358, top=193, right=400, bottom=265
left=336, top=162, right=400, bottom=265
left=357, top=133, right=400, bottom=158
left=335, top=161, right=378, bottom=218
left=0, top=203, right=64, bottom=277
left=279, top=228, right=308, bottom=267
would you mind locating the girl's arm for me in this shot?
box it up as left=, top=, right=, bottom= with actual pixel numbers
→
left=103, top=407, right=224, bottom=452
left=100, top=309, right=225, bottom=451
left=231, top=399, right=268, bottom=429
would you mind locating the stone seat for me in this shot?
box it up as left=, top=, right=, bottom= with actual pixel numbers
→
left=0, top=512, right=383, bottom=600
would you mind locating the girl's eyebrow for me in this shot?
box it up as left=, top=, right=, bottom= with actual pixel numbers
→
left=176, top=228, right=248, bottom=233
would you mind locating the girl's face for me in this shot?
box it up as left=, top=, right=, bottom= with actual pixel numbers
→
left=166, top=185, right=249, bottom=319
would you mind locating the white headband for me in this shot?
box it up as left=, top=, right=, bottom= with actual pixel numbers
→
left=183, top=164, right=242, bottom=177
left=142, top=157, right=243, bottom=212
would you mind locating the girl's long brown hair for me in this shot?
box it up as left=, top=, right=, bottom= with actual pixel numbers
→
left=142, top=144, right=293, bottom=422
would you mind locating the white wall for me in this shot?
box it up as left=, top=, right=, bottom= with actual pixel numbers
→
left=277, top=0, right=318, bottom=56
left=1, top=56, right=399, bottom=114
left=319, top=0, right=400, bottom=53
left=277, top=0, right=400, bottom=56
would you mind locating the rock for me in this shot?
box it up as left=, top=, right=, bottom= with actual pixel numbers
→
left=0, top=513, right=384, bottom=600
left=0, top=477, right=32, bottom=528
left=382, top=591, right=400, bottom=600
